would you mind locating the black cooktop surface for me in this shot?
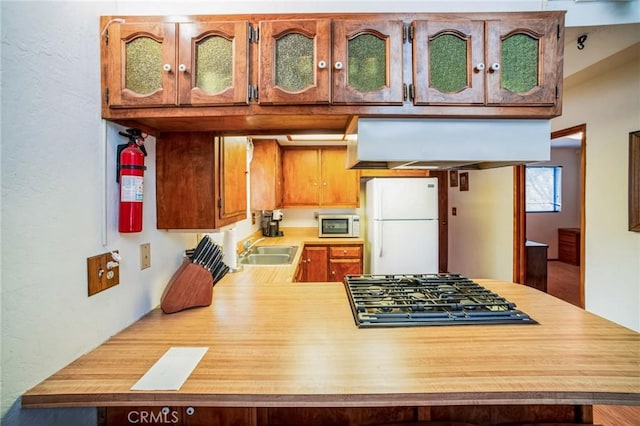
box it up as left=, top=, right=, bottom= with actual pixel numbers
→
left=343, top=273, right=537, bottom=328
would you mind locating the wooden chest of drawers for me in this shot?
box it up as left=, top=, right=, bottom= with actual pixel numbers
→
left=558, top=228, right=580, bottom=265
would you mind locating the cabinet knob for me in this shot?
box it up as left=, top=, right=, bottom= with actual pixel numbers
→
left=343, top=250, right=347, bottom=254
left=162, top=63, right=172, bottom=72
left=178, top=63, right=187, bottom=73
left=186, top=407, right=195, bottom=416
left=318, top=60, right=327, bottom=69
left=489, top=63, right=501, bottom=73
left=334, top=61, right=344, bottom=70
left=474, top=63, right=485, bottom=73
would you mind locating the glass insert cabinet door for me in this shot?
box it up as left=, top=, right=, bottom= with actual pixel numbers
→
left=332, top=20, right=405, bottom=105
left=106, top=22, right=177, bottom=107
left=259, top=19, right=332, bottom=104
left=412, top=20, right=485, bottom=105
left=486, top=17, right=561, bottom=105
left=178, top=21, right=249, bottom=106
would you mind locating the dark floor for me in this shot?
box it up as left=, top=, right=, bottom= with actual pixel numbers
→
left=547, top=260, right=581, bottom=307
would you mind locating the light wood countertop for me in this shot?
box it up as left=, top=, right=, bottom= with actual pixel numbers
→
left=22, top=229, right=639, bottom=409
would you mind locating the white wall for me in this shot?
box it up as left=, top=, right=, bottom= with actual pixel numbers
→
left=526, top=147, right=582, bottom=258
left=0, top=3, right=199, bottom=424
left=551, top=56, right=640, bottom=332
left=447, top=168, right=515, bottom=282
left=1, top=1, right=638, bottom=425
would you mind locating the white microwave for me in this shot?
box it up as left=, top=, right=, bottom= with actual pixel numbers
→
left=318, top=214, right=360, bottom=238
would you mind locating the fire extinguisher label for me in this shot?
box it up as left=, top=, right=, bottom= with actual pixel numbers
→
left=121, top=176, right=144, bottom=202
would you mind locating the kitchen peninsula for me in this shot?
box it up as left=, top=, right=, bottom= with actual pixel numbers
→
left=22, top=229, right=639, bottom=425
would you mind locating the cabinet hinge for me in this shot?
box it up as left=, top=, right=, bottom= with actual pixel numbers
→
left=403, top=83, right=408, bottom=101
left=104, top=29, right=109, bottom=45
left=555, top=85, right=559, bottom=100
left=218, top=198, right=222, bottom=209
left=104, top=88, right=109, bottom=105
left=403, top=24, right=408, bottom=43
left=557, top=24, right=561, bottom=40
left=408, top=24, right=415, bottom=43
left=249, top=25, right=259, bottom=43
left=408, top=83, right=415, bottom=101
left=248, top=85, right=259, bottom=102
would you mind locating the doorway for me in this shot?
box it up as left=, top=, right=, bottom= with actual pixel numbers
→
left=513, top=123, right=586, bottom=308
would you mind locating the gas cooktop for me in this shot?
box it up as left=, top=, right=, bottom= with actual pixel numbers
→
left=343, top=274, right=537, bottom=328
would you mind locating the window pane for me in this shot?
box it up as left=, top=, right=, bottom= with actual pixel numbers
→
left=526, top=166, right=561, bottom=212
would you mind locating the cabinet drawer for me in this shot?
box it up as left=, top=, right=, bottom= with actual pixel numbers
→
left=329, top=245, right=362, bottom=259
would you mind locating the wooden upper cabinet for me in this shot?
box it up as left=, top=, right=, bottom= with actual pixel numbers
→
left=259, top=19, right=332, bottom=104
left=250, top=139, right=283, bottom=210
left=332, top=20, right=405, bottom=105
left=107, top=22, right=177, bottom=107
left=282, top=147, right=359, bottom=208
left=320, top=148, right=360, bottom=206
left=485, top=17, right=561, bottom=105
left=178, top=21, right=250, bottom=106
left=217, top=137, right=248, bottom=226
left=412, top=19, right=485, bottom=105
left=106, top=20, right=249, bottom=108
left=156, top=132, right=247, bottom=230
left=282, top=148, right=321, bottom=207
left=412, top=15, right=561, bottom=106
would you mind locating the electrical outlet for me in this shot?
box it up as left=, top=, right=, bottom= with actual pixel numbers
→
left=140, top=243, right=151, bottom=270
left=87, top=251, right=119, bottom=296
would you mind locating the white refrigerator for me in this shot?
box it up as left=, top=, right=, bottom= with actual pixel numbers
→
left=366, top=178, right=439, bottom=275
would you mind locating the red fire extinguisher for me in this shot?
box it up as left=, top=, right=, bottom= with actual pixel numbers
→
left=117, top=128, right=147, bottom=233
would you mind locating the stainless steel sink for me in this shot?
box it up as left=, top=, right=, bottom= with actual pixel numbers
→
left=252, top=246, right=297, bottom=255
left=239, top=246, right=298, bottom=265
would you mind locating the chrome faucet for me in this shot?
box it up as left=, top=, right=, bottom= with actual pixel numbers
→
left=240, top=237, right=265, bottom=257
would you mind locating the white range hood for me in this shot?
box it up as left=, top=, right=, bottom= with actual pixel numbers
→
left=347, top=118, right=551, bottom=170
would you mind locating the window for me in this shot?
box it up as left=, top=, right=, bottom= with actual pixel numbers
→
left=526, top=166, right=562, bottom=212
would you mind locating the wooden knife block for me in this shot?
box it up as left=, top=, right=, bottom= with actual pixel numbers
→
left=160, top=260, right=213, bottom=314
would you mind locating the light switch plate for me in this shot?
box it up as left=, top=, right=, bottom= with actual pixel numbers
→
left=140, top=243, right=151, bottom=270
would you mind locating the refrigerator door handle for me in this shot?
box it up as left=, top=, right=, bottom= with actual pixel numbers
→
left=378, top=221, right=383, bottom=258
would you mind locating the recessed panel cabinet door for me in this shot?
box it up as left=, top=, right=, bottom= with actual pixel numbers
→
left=178, top=21, right=249, bottom=106
left=332, top=20, right=405, bottom=104
left=412, top=20, right=485, bottom=105
left=259, top=19, right=332, bottom=104
left=486, top=17, right=560, bottom=105
left=320, top=148, right=360, bottom=207
left=217, top=137, right=248, bottom=226
left=282, top=148, right=321, bottom=207
left=107, top=22, right=177, bottom=107
left=301, top=246, right=329, bottom=282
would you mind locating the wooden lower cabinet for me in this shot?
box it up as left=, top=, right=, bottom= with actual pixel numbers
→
left=101, top=405, right=595, bottom=425
left=298, top=245, right=329, bottom=282
left=101, top=406, right=255, bottom=426
left=296, top=244, right=363, bottom=282
left=525, top=240, right=548, bottom=292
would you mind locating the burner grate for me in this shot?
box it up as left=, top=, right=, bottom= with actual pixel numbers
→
left=344, top=274, right=537, bottom=328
